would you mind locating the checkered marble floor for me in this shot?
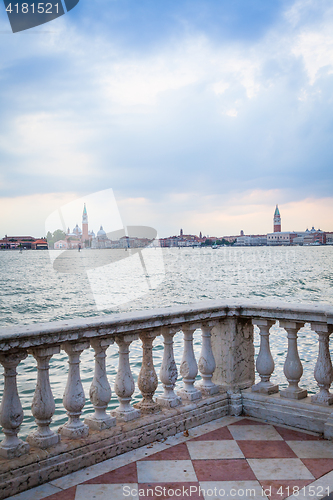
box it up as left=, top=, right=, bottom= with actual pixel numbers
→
left=8, top=416, right=333, bottom=500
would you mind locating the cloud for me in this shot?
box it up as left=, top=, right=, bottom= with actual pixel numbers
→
left=2, top=112, right=94, bottom=176
left=0, top=192, right=79, bottom=237
left=0, top=0, right=333, bottom=235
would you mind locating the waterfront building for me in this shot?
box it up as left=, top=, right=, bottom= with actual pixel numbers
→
left=0, top=235, right=46, bottom=250
left=268, top=205, right=327, bottom=245
left=31, top=239, right=48, bottom=250
left=267, top=231, right=296, bottom=245
left=65, top=226, right=83, bottom=249
left=303, top=227, right=326, bottom=245
left=63, top=205, right=95, bottom=249
left=222, top=235, right=238, bottom=243
left=236, top=234, right=267, bottom=246
left=273, top=205, right=281, bottom=232
left=54, top=240, right=68, bottom=250
left=82, top=203, right=89, bottom=243
left=91, top=226, right=112, bottom=249
left=159, top=231, right=201, bottom=247
left=326, top=232, right=333, bottom=244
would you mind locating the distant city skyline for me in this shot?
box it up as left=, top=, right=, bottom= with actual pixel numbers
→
left=1, top=1, right=333, bottom=238
left=1, top=202, right=332, bottom=242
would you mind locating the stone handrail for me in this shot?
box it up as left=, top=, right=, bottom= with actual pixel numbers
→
left=0, top=299, right=333, bottom=462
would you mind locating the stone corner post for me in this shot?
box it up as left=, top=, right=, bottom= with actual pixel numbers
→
left=211, top=315, right=255, bottom=392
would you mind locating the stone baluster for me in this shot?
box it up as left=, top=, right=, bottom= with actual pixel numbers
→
left=252, top=319, right=278, bottom=394
left=311, top=323, right=333, bottom=406
left=27, top=346, right=61, bottom=449
left=85, top=338, right=116, bottom=430
left=156, top=327, right=181, bottom=408
left=0, top=351, right=30, bottom=459
left=60, top=341, right=90, bottom=438
left=134, top=331, right=160, bottom=414
left=112, top=334, right=140, bottom=421
left=197, top=323, right=219, bottom=395
left=279, top=321, right=307, bottom=400
left=177, top=326, right=202, bottom=401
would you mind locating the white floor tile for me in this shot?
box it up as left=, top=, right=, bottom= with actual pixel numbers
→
left=287, top=440, right=333, bottom=458
left=187, top=440, right=244, bottom=459
left=199, top=481, right=268, bottom=500
left=248, top=458, right=315, bottom=480
left=228, top=425, right=283, bottom=441
left=137, top=459, right=197, bottom=483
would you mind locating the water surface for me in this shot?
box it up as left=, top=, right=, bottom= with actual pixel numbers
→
left=0, top=246, right=332, bottom=437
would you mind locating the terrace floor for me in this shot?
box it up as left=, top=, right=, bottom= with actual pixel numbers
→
left=7, top=416, right=333, bottom=500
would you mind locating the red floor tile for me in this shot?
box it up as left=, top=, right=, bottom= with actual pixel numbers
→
left=43, top=486, right=76, bottom=500
left=260, top=480, right=313, bottom=500
left=140, top=443, right=191, bottom=461
left=192, top=458, right=256, bottom=481
left=82, top=462, right=137, bottom=484
left=189, top=426, right=234, bottom=441
left=138, top=482, right=204, bottom=500
left=301, top=458, right=333, bottom=479
left=237, top=440, right=297, bottom=458
left=229, top=418, right=269, bottom=426
left=274, top=426, right=323, bottom=441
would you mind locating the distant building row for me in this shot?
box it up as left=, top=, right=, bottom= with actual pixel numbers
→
left=159, top=206, right=333, bottom=248
left=54, top=204, right=153, bottom=250
left=2, top=204, right=332, bottom=250
left=235, top=206, right=333, bottom=246
left=0, top=235, right=48, bottom=250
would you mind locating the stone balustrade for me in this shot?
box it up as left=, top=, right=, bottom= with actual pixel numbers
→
left=0, top=300, right=333, bottom=498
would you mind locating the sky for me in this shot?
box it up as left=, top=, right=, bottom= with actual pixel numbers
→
left=0, top=0, right=333, bottom=238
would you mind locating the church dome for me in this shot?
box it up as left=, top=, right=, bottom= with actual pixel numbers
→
left=73, top=224, right=82, bottom=235
left=97, top=226, right=107, bottom=239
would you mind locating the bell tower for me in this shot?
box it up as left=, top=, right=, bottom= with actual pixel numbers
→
left=82, top=203, right=88, bottom=243
left=274, top=205, right=281, bottom=232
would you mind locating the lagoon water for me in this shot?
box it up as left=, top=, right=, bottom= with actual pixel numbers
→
left=0, top=246, right=333, bottom=437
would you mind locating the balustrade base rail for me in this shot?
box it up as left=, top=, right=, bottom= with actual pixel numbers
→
left=0, top=392, right=228, bottom=500
left=242, top=389, right=333, bottom=435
